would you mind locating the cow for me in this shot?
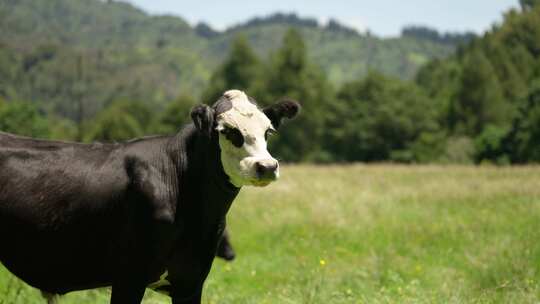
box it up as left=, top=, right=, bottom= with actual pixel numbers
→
left=0, top=90, right=300, bottom=304
left=216, top=229, right=235, bottom=261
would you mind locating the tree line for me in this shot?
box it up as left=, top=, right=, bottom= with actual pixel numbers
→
left=2, top=1, right=540, bottom=164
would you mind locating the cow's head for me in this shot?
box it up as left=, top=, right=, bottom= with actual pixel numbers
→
left=191, top=90, right=300, bottom=187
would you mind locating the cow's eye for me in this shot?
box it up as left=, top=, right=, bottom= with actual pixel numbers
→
left=265, top=128, right=277, bottom=141
left=221, top=127, right=244, bottom=148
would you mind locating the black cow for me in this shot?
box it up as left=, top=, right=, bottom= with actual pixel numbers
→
left=0, top=90, right=299, bottom=304
left=216, top=229, right=235, bottom=261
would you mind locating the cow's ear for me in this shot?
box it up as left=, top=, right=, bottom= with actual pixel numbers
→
left=263, top=98, right=301, bottom=129
left=191, top=104, right=215, bottom=136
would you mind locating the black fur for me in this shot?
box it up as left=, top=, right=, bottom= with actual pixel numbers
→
left=191, top=104, right=215, bottom=137
left=0, top=95, right=298, bottom=304
left=213, top=96, right=233, bottom=116
left=216, top=230, right=235, bottom=261
left=263, top=99, right=301, bottom=129
left=0, top=124, right=235, bottom=303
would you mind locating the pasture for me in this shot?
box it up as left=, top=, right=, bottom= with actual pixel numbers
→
left=1, top=164, right=540, bottom=303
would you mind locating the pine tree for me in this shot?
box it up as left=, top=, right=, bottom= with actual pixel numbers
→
left=483, top=40, right=528, bottom=104
left=202, top=36, right=261, bottom=103
left=504, top=79, right=540, bottom=162
left=262, top=28, right=334, bottom=162
left=450, top=49, right=511, bottom=135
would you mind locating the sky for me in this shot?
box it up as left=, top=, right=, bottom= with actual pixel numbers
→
left=124, top=0, right=519, bottom=37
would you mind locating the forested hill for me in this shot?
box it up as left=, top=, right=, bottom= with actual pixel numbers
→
left=413, top=1, right=540, bottom=164
left=2, top=0, right=540, bottom=164
left=0, top=0, right=467, bottom=120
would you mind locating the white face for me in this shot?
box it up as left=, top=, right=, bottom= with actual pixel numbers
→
left=216, top=90, right=279, bottom=187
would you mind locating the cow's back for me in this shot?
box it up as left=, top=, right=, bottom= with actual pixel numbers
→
left=0, top=132, right=133, bottom=293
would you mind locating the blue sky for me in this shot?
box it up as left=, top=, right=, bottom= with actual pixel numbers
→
left=124, top=0, right=519, bottom=37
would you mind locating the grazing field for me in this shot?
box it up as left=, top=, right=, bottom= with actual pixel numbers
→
left=1, top=165, right=540, bottom=303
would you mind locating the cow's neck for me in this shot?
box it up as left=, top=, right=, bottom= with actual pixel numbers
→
left=167, top=125, right=240, bottom=228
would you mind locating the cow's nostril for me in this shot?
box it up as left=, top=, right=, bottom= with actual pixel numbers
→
left=267, top=163, right=278, bottom=172
left=255, top=162, right=265, bottom=176
left=255, top=161, right=278, bottom=179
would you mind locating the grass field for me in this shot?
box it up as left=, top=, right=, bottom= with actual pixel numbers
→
left=1, top=165, right=540, bottom=303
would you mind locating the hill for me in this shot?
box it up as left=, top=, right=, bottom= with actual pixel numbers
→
left=0, top=0, right=465, bottom=120
left=206, top=13, right=466, bottom=84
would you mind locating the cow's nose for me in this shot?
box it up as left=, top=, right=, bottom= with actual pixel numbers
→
left=255, top=161, right=278, bottom=180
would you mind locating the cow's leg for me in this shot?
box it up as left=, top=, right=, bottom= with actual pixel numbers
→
left=216, top=229, right=236, bottom=261
left=110, top=280, right=146, bottom=304
left=168, top=267, right=205, bottom=304
left=171, top=288, right=202, bottom=304
left=40, top=291, right=58, bottom=304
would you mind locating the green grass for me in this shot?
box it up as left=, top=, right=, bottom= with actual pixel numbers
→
left=2, top=165, right=540, bottom=303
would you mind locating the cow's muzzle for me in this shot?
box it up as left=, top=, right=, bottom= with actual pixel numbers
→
left=254, top=159, right=279, bottom=183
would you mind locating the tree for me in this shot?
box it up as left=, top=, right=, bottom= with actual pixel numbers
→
left=449, top=49, right=511, bottom=136
left=0, top=100, right=49, bottom=138
left=110, top=100, right=156, bottom=133
left=416, top=59, right=462, bottom=128
left=159, top=95, right=197, bottom=134
left=194, top=22, right=219, bottom=39
left=261, top=28, right=335, bottom=162
left=328, top=72, right=438, bottom=162
left=482, top=40, right=528, bottom=104
left=202, top=36, right=261, bottom=103
left=83, top=101, right=150, bottom=142
left=520, top=0, right=540, bottom=11
left=503, top=79, right=540, bottom=162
